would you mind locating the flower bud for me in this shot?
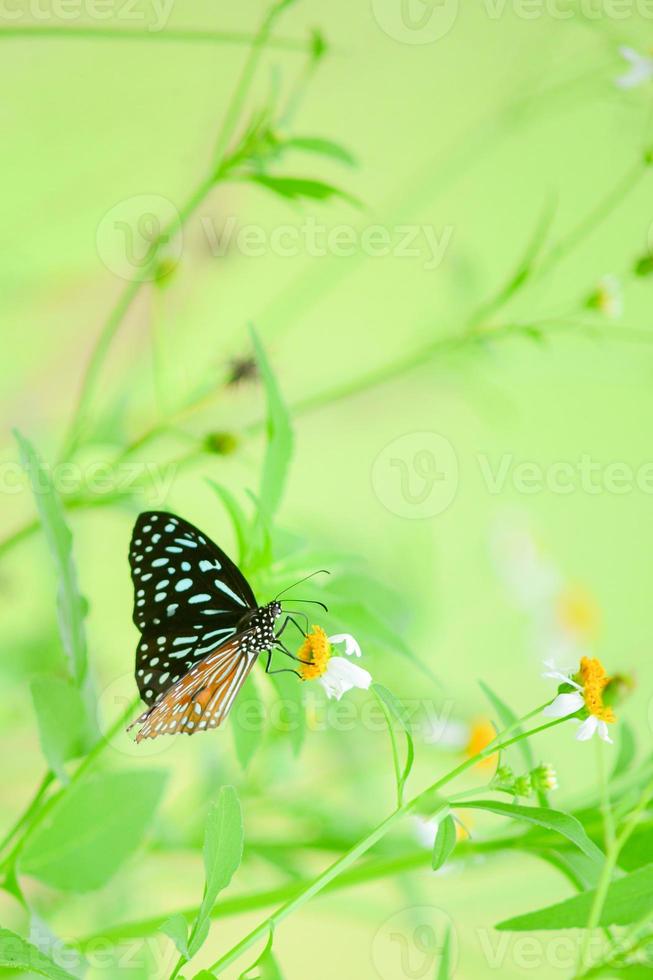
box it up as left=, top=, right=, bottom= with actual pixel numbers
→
left=513, top=775, right=532, bottom=798
left=531, top=763, right=558, bottom=793
left=203, top=432, right=239, bottom=455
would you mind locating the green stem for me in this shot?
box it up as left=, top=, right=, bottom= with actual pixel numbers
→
left=578, top=777, right=653, bottom=971
left=373, top=688, right=404, bottom=808
left=59, top=0, right=290, bottom=463
left=211, top=0, right=291, bottom=169
left=0, top=698, right=139, bottom=873
left=0, top=773, right=53, bottom=859
left=596, top=738, right=616, bottom=853
left=483, top=702, right=551, bottom=751
left=0, top=25, right=310, bottom=51
left=208, top=715, right=566, bottom=974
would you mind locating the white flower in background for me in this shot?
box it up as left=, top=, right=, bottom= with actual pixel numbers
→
left=413, top=815, right=437, bottom=849
left=491, top=517, right=560, bottom=610
left=616, top=47, right=653, bottom=89
left=298, top=627, right=371, bottom=700
left=491, top=514, right=600, bottom=667
left=586, top=275, right=623, bottom=319
left=542, top=656, right=615, bottom=744
left=423, top=716, right=469, bottom=749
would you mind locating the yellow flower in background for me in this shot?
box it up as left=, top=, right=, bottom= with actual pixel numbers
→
left=465, top=718, right=497, bottom=768
left=556, top=585, right=600, bottom=640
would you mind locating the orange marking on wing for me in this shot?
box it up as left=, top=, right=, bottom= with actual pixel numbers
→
left=129, top=635, right=257, bottom=742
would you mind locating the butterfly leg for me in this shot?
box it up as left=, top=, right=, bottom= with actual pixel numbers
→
left=275, top=614, right=307, bottom=641
left=264, top=648, right=302, bottom=678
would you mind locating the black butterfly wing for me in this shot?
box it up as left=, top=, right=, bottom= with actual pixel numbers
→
left=129, top=511, right=257, bottom=706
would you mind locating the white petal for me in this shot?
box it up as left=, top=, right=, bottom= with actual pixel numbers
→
left=413, top=816, right=436, bottom=849
left=543, top=692, right=584, bottom=718
left=541, top=659, right=582, bottom=689
left=319, top=656, right=371, bottom=700
left=619, top=46, right=640, bottom=65
left=615, top=50, right=653, bottom=89
left=597, top=720, right=613, bottom=744
left=328, top=633, right=362, bottom=658
left=576, top=716, right=599, bottom=741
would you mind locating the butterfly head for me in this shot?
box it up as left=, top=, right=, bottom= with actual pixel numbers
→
left=268, top=599, right=282, bottom=619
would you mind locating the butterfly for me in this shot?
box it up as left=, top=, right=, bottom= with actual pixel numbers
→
left=126, top=511, right=317, bottom=742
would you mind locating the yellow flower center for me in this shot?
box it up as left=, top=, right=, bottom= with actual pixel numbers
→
left=579, top=656, right=616, bottom=724
left=297, top=626, right=331, bottom=681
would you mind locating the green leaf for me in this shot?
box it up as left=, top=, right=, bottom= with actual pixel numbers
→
left=268, top=670, right=305, bottom=757
left=250, top=325, right=293, bottom=525
left=31, top=675, right=97, bottom=783
left=282, top=136, right=356, bottom=167
left=372, top=684, right=414, bottom=804
left=207, top=479, right=250, bottom=566
left=497, top=863, right=653, bottom=930
left=612, top=721, right=637, bottom=780
left=0, top=928, right=78, bottom=978
left=455, top=800, right=603, bottom=865
left=15, top=430, right=88, bottom=685
left=231, top=673, right=266, bottom=769
left=478, top=681, right=534, bottom=771
left=239, top=928, right=284, bottom=979
left=160, top=913, right=190, bottom=959
left=247, top=174, right=360, bottom=208
left=436, top=924, right=452, bottom=980
left=188, top=785, right=244, bottom=957
left=619, top=820, right=653, bottom=871
left=431, top=814, right=456, bottom=871
left=19, top=770, right=167, bottom=891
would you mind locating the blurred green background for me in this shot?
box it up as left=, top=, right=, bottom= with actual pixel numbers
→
left=1, top=1, right=653, bottom=977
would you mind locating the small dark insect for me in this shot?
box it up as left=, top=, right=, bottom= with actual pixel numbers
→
left=127, top=511, right=325, bottom=741
left=225, top=354, right=259, bottom=387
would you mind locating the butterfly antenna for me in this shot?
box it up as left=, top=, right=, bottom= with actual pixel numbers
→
left=285, top=598, right=329, bottom=613
left=274, top=569, right=330, bottom=601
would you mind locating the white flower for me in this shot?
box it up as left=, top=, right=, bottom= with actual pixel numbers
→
left=542, top=657, right=616, bottom=744
left=576, top=716, right=613, bottom=744
left=542, top=659, right=579, bottom=687
left=616, top=47, right=653, bottom=90
left=314, top=632, right=370, bottom=700
left=328, top=633, right=362, bottom=658
left=319, top=656, right=371, bottom=700
left=543, top=690, right=584, bottom=719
